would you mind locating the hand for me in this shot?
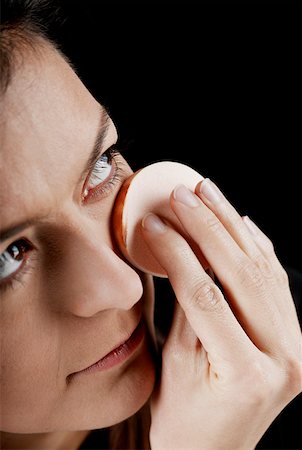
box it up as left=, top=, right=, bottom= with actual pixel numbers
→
left=141, top=179, right=302, bottom=450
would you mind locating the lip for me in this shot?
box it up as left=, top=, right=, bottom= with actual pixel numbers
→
left=68, top=319, right=145, bottom=380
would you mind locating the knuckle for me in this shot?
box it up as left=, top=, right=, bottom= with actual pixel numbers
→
left=276, top=266, right=289, bottom=287
left=236, top=360, right=272, bottom=407
left=254, top=255, right=274, bottom=280
left=231, top=352, right=302, bottom=409
left=190, top=280, right=224, bottom=313
left=235, top=259, right=265, bottom=290
left=220, top=206, right=241, bottom=229
left=262, top=236, right=275, bottom=255
left=253, top=254, right=289, bottom=289
left=205, top=215, right=223, bottom=235
left=282, top=355, right=302, bottom=397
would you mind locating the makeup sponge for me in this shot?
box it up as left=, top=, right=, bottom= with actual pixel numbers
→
left=112, top=161, right=204, bottom=277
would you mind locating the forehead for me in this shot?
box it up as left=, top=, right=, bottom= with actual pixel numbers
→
left=0, top=42, right=108, bottom=223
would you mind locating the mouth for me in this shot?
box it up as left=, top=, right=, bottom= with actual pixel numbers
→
left=68, top=319, right=146, bottom=381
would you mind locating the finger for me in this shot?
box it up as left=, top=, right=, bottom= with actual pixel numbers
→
left=243, top=216, right=302, bottom=333
left=196, top=179, right=274, bottom=278
left=167, top=301, right=200, bottom=352
left=195, top=179, right=293, bottom=326
left=141, top=213, right=256, bottom=371
left=163, top=302, right=207, bottom=376
left=197, top=179, right=298, bottom=334
left=196, top=179, right=298, bottom=333
left=170, top=184, right=284, bottom=353
left=242, top=216, right=289, bottom=281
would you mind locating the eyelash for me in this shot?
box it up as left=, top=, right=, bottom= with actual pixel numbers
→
left=82, top=146, right=126, bottom=202
left=0, top=240, right=36, bottom=294
left=0, top=146, right=127, bottom=293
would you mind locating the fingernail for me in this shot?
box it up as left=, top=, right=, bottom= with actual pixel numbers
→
left=142, top=213, right=167, bottom=233
left=199, top=178, right=223, bottom=204
left=173, top=184, right=200, bottom=208
left=243, top=216, right=258, bottom=236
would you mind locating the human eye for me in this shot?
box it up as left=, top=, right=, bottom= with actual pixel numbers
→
left=82, top=145, right=127, bottom=202
left=0, top=239, right=35, bottom=292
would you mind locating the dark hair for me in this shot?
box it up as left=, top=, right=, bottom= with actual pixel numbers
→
left=0, top=0, right=63, bottom=95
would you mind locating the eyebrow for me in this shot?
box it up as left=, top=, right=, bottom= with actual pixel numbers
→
left=0, top=107, right=111, bottom=245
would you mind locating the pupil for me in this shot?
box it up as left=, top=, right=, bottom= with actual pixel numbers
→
left=99, top=155, right=109, bottom=167
left=9, top=244, right=21, bottom=260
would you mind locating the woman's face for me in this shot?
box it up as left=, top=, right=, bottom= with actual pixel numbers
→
left=0, top=42, right=155, bottom=433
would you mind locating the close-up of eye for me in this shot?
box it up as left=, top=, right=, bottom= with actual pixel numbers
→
left=0, top=239, right=34, bottom=290
left=82, top=146, right=126, bottom=201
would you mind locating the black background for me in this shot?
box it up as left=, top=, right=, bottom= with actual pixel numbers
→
left=58, top=0, right=301, bottom=274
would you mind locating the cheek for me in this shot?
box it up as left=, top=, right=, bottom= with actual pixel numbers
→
left=0, top=296, right=64, bottom=428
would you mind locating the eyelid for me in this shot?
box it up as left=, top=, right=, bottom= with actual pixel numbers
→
left=82, top=146, right=127, bottom=203
left=82, top=144, right=115, bottom=196
left=0, top=227, right=35, bottom=253
left=0, top=239, right=36, bottom=293
left=86, top=139, right=116, bottom=175
left=82, top=139, right=115, bottom=186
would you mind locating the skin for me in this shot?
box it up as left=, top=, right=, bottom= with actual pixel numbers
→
left=0, top=36, right=301, bottom=450
left=142, top=183, right=302, bottom=449
left=0, top=41, right=155, bottom=449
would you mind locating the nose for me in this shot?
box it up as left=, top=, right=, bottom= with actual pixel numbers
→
left=48, top=224, right=144, bottom=317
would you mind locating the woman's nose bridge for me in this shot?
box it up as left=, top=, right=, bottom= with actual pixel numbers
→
left=52, top=216, right=143, bottom=316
